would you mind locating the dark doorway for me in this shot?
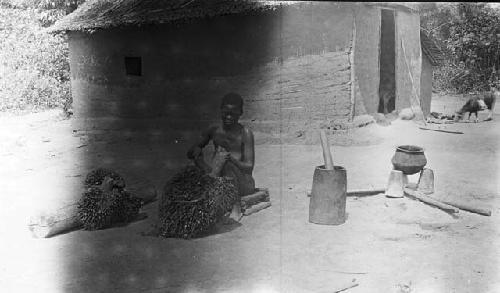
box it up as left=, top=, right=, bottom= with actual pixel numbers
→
left=378, top=9, right=396, bottom=114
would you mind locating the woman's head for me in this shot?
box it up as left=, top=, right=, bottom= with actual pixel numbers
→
left=221, top=93, right=243, bottom=126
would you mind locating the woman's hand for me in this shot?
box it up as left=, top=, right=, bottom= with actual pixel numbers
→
left=216, top=146, right=230, bottom=161
left=211, top=147, right=230, bottom=177
left=227, top=153, right=238, bottom=164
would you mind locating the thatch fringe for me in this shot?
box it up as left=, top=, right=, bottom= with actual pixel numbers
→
left=49, top=0, right=300, bottom=33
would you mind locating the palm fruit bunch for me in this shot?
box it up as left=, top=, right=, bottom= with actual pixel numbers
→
left=84, top=168, right=124, bottom=188
left=78, top=168, right=143, bottom=230
left=158, top=166, right=237, bottom=239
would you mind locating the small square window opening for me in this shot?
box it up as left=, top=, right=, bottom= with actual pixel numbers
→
left=125, top=57, right=142, bottom=76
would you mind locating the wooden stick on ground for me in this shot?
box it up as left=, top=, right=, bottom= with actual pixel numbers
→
left=440, top=199, right=491, bottom=216
left=307, top=188, right=385, bottom=198
left=346, top=188, right=385, bottom=197
left=404, top=188, right=459, bottom=213
left=419, top=127, right=464, bottom=134
left=332, top=281, right=359, bottom=293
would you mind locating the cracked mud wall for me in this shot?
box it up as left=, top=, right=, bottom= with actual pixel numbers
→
left=68, top=2, right=355, bottom=134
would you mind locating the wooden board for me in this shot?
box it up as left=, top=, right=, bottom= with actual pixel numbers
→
left=243, top=202, right=272, bottom=216
left=241, top=189, right=269, bottom=210
left=241, top=188, right=270, bottom=216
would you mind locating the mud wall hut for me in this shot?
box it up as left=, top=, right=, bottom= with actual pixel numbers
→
left=50, top=1, right=435, bottom=133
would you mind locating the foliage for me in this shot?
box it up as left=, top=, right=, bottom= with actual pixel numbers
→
left=0, top=8, right=69, bottom=112
left=0, top=1, right=84, bottom=113
left=1, top=0, right=83, bottom=25
left=420, top=2, right=500, bottom=93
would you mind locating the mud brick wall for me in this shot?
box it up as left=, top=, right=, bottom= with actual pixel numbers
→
left=68, top=2, right=355, bottom=134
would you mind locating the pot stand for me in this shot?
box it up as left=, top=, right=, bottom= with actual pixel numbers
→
left=385, top=168, right=435, bottom=198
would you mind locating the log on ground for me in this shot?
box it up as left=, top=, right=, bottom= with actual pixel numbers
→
left=28, top=177, right=157, bottom=238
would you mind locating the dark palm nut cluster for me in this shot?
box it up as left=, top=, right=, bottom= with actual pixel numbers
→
left=84, top=168, right=125, bottom=188
left=158, top=166, right=237, bottom=239
left=78, top=168, right=142, bottom=230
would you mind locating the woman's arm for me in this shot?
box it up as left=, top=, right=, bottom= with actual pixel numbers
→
left=229, top=127, right=254, bottom=172
left=187, top=126, right=215, bottom=159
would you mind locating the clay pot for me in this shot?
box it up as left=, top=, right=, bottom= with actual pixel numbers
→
left=391, top=145, right=427, bottom=175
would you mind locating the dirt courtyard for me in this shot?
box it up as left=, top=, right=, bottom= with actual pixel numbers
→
left=0, top=94, right=499, bottom=293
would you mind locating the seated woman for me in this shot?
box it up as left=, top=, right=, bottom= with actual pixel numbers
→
left=187, top=93, right=255, bottom=221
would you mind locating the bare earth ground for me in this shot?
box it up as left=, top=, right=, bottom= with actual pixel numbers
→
left=0, top=94, right=499, bottom=293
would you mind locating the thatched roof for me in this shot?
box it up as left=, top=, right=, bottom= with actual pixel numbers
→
left=49, top=0, right=299, bottom=32
left=420, top=29, right=444, bottom=66
left=50, top=1, right=419, bottom=33
left=364, top=2, right=419, bottom=13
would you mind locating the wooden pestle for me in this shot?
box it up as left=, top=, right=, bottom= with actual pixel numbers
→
left=320, top=130, right=334, bottom=170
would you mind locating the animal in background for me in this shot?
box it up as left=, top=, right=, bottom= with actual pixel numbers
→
left=455, top=97, right=487, bottom=123
left=455, top=87, right=497, bottom=122
left=482, top=86, right=498, bottom=121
